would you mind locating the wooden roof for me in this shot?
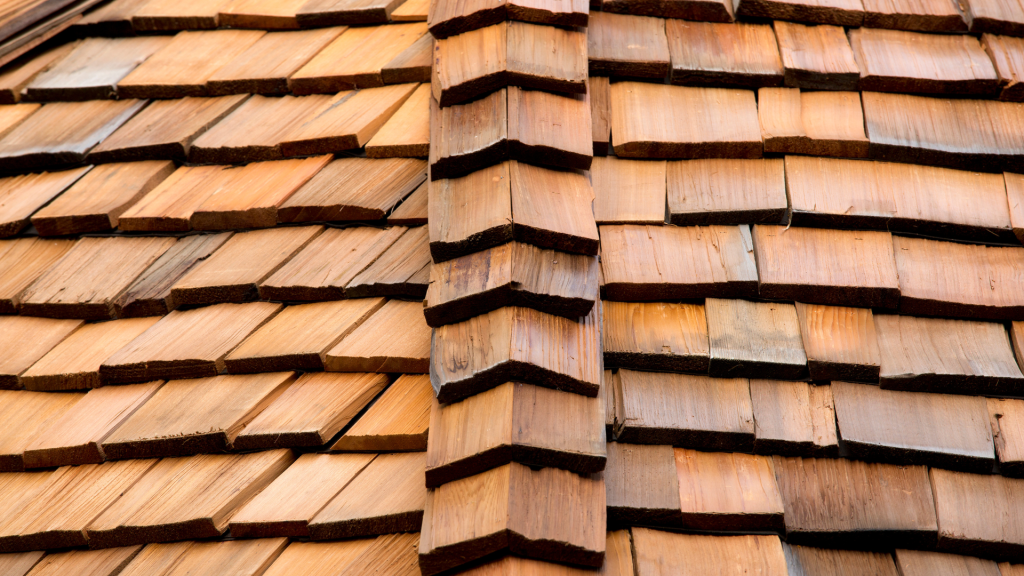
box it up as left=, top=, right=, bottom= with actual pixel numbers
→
left=1, top=0, right=1024, bottom=573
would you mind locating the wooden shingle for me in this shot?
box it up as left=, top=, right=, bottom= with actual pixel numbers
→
left=0, top=317, right=82, bottom=389
left=219, top=0, right=307, bottom=28
left=961, top=0, right=1024, bottom=34
left=279, top=84, right=419, bottom=157
left=862, top=92, right=1024, bottom=172
left=85, top=450, right=293, bottom=549
left=325, top=299, right=432, bottom=373
left=603, top=301, right=709, bottom=373
left=21, top=317, right=161, bottom=391
left=229, top=453, right=375, bottom=538
left=758, top=88, right=868, bottom=157
left=425, top=242, right=597, bottom=327
left=366, top=83, right=429, bottom=158
left=382, top=33, right=432, bottom=84
left=0, top=390, right=82, bottom=471
left=982, top=34, right=1024, bottom=101
left=591, top=157, right=665, bottom=225
left=114, top=234, right=233, bottom=317
left=896, top=550, right=1001, bottom=576
left=431, top=22, right=587, bottom=106
left=333, top=374, right=432, bottom=452
left=206, top=28, right=345, bottom=96
left=784, top=544, right=900, bottom=576
left=89, top=95, right=248, bottom=163
left=100, top=301, right=282, bottom=383
left=892, top=236, right=1024, bottom=320
left=0, top=459, right=157, bottom=551
left=169, top=226, right=323, bottom=307
left=225, top=299, right=384, bottom=373
left=705, top=298, right=807, bottom=380
left=425, top=381, right=605, bottom=486
left=308, top=452, right=427, bottom=540
left=737, top=0, right=864, bottom=27
left=667, top=21, right=783, bottom=87
left=667, top=158, right=787, bottom=225
left=794, top=302, right=880, bottom=382
left=861, top=0, right=966, bottom=30
left=101, top=372, right=294, bottom=459
left=188, top=93, right=337, bottom=164
left=833, top=381, right=994, bottom=474
left=753, top=225, right=900, bottom=309
left=773, top=456, right=937, bottom=548
left=117, top=30, right=265, bottom=99
left=427, top=162, right=512, bottom=261
left=632, top=530, right=787, bottom=576
left=121, top=539, right=288, bottom=576
left=345, top=227, right=430, bottom=299
left=508, top=160, right=598, bottom=253
left=297, top=0, right=407, bottom=26
left=31, top=161, right=174, bottom=236
left=0, top=42, right=78, bottom=104
left=611, top=82, right=761, bottom=158
left=20, top=237, right=174, bottom=320
left=0, top=470, right=53, bottom=533
left=22, top=382, right=162, bottom=468
left=850, top=28, right=999, bottom=95
left=0, top=550, right=42, bottom=576
left=24, top=36, right=170, bottom=101
left=428, top=90, right=507, bottom=180
left=507, top=87, right=592, bottom=171
left=190, top=157, right=332, bottom=230
left=131, top=0, right=233, bottom=30
left=600, top=224, right=757, bottom=301
left=278, top=157, right=426, bottom=223
left=0, top=238, right=73, bottom=314
left=675, top=448, right=785, bottom=532
left=0, top=167, right=89, bottom=238
left=418, top=463, right=605, bottom=575
left=875, top=314, right=1024, bottom=396
left=0, top=100, right=145, bottom=171
left=991, top=397, right=1024, bottom=476
left=236, top=372, right=388, bottom=450
left=930, top=468, right=1024, bottom=559
left=289, top=25, right=427, bottom=93
left=750, top=380, right=838, bottom=457
left=259, top=227, right=405, bottom=301
left=387, top=182, right=427, bottom=225
left=615, top=369, right=754, bottom=450
left=786, top=156, right=1015, bottom=242
left=774, top=21, right=860, bottom=89
left=427, top=0, right=586, bottom=38
left=430, top=304, right=601, bottom=403
left=587, top=12, right=670, bottom=78
left=26, top=547, right=142, bottom=576
left=259, top=535, right=417, bottom=576
left=605, top=443, right=680, bottom=526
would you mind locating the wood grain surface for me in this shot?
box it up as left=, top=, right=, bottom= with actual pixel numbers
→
left=667, top=20, right=783, bottom=87
left=632, top=529, right=788, bottom=576
left=832, top=381, right=995, bottom=472
left=430, top=304, right=602, bottom=403
left=706, top=298, right=808, bottom=379
left=605, top=443, right=680, bottom=526
left=603, top=301, right=709, bottom=372
left=333, top=374, right=432, bottom=452
left=236, top=372, right=388, bottom=450
left=324, top=299, right=432, bottom=373
left=795, top=302, right=881, bottom=381
left=667, top=158, right=786, bottom=225
left=875, top=314, right=1024, bottom=395
left=600, top=224, right=758, bottom=301
left=588, top=12, right=670, bottom=78
left=610, top=81, right=761, bottom=158
left=773, top=456, right=937, bottom=549
left=750, top=380, right=838, bottom=457
left=616, top=368, right=754, bottom=449
left=425, top=381, right=605, bottom=486
left=774, top=21, right=860, bottom=89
